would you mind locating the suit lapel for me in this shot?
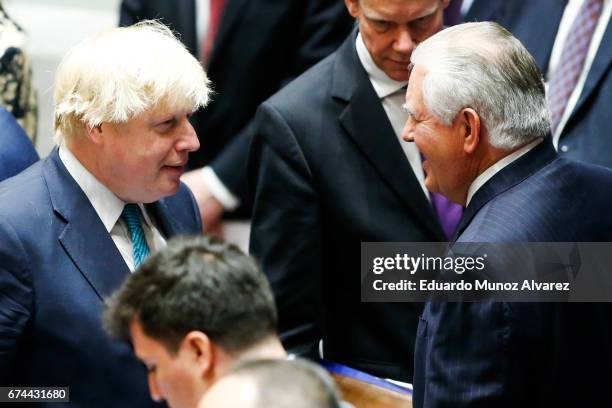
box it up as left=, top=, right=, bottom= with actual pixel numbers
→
left=497, top=0, right=566, bottom=75
left=566, top=22, right=612, bottom=128
left=527, top=2, right=565, bottom=75
left=454, top=138, right=558, bottom=240
left=333, top=33, right=445, bottom=240
left=147, top=200, right=181, bottom=237
left=44, top=150, right=130, bottom=301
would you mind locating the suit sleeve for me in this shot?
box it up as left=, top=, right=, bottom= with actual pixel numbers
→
left=248, top=102, right=323, bottom=358
left=209, top=121, right=256, bottom=210
left=0, top=219, right=33, bottom=384
left=0, top=109, right=39, bottom=181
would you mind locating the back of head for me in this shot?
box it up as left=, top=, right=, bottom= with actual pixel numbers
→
left=200, top=359, right=342, bottom=408
left=54, top=20, right=210, bottom=144
left=410, top=21, right=550, bottom=149
left=103, top=235, right=278, bottom=354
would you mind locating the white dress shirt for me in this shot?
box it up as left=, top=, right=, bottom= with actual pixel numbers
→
left=59, top=145, right=166, bottom=272
left=355, top=33, right=429, bottom=199
left=466, top=138, right=544, bottom=206
left=547, top=0, right=611, bottom=149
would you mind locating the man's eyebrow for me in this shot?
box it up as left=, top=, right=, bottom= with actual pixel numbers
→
left=413, top=3, right=440, bottom=20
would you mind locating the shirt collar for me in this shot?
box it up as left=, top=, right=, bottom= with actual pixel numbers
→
left=355, top=32, right=408, bottom=98
left=466, top=138, right=544, bottom=206
left=59, top=144, right=126, bottom=233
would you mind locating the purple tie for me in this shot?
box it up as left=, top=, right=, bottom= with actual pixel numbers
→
left=547, top=0, right=603, bottom=135
left=430, top=192, right=463, bottom=240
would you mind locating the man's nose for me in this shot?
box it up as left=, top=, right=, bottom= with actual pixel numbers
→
left=402, top=121, right=415, bottom=142
left=394, top=29, right=415, bottom=55
left=177, top=121, right=200, bottom=153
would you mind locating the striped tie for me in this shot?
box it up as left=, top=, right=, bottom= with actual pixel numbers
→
left=121, top=204, right=150, bottom=268
left=547, top=0, right=603, bottom=135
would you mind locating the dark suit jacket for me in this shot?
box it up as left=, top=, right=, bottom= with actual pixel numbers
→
left=465, top=0, right=612, bottom=168
left=0, top=149, right=201, bottom=407
left=120, top=0, right=354, bottom=212
left=414, top=139, right=612, bottom=407
left=0, top=107, right=38, bottom=181
left=249, top=31, right=445, bottom=382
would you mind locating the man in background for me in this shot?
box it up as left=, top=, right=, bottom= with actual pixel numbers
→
left=465, top=0, right=611, bottom=168
left=104, top=235, right=286, bottom=408
left=0, top=21, right=208, bottom=407
left=249, top=0, right=457, bottom=382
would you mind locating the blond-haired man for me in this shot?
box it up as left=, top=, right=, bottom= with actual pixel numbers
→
left=0, top=21, right=210, bottom=407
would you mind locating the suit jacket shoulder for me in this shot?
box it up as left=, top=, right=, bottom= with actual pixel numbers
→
left=0, top=108, right=39, bottom=182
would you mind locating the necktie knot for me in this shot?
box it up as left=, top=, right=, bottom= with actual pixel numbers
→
left=121, top=204, right=150, bottom=268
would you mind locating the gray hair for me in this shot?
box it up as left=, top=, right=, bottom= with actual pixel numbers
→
left=54, top=20, right=211, bottom=143
left=411, top=22, right=550, bottom=149
left=228, top=359, right=342, bottom=408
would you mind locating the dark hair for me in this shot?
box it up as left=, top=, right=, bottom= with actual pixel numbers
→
left=103, top=235, right=277, bottom=353
left=229, top=359, right=342, bottom=408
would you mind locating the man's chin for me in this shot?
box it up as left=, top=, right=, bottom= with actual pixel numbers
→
left=425, top=179, right=441, bottom=195
left=382, top=63, right=410, bottom=82
left=386, top=70, right=410, bottom=82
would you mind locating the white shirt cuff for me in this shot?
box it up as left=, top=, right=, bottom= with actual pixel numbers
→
left=201, top=166, right=240, bottom=211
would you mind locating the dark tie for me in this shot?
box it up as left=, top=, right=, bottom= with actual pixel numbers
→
left=202, top=0, right=227, bottom=64
left=547, top=0, right=603, bottom=134
left=121, top=204, right=150, bottom=268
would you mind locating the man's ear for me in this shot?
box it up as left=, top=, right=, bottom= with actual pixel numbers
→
left=344, top=0, right=359, bottom=18
left=460, top=108, right=480, bottom=155
left=84, top=123, right=104, bottom=145
left=182, top=331, right=213, bottom=377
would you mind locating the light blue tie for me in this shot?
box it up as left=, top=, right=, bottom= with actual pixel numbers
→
left=121, top=204, right=150, bottom=268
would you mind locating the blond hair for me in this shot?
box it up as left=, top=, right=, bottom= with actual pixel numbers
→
left=54, top=20, right=210, bottom=143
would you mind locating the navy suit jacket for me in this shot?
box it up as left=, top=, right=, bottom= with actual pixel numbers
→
left=249, top=30, right=445, bottom=382
left=0, top=107, right=38, bottom=181
left=0, top=149, right=201, bottom=407
left=466, top=0, right=612, bottom=168
left=414, top=139, right=612, bottom=407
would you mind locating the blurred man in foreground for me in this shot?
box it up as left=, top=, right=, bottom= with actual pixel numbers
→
left=199, top=359, right=343, bottom=408
left=104, top=235, right=286, bottom=408
left=0, top=21, right=208, bottom=407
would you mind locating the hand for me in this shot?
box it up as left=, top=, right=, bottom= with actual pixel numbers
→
left=181, top=169, right=225, bottom=235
